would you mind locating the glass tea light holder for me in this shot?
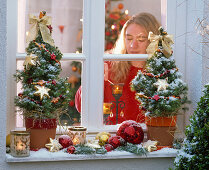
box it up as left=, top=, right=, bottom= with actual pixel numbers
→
left=10, top=130, right=30, bottom=157
left=68, top=126, right=87, bottom=145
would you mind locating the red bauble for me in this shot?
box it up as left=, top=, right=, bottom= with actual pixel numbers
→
left=117, top=120, right=144, bottom=144
left=108, top=136, right=125, bottom=149
left=67, top=145, right=75, bottom=154
left=58, top=135, right=73, bottom=148
left=106, top=42, right=114, bottom=50
left=104, top=144, right=114, bottom=152
left=105, top=31, right=111, bottom=36
left=69, top=100, right=75, bottom=107
left=118, top=3, right=124, bottom=10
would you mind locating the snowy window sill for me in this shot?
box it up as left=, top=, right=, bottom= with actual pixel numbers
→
left=6, top=148, right=178, bottom=163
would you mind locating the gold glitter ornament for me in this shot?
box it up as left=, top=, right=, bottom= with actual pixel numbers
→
left=23, top=54, right=38, bottom=69
left=34, top=85, right=50, bottom=100
left=45, top=138, right=62, bottom=152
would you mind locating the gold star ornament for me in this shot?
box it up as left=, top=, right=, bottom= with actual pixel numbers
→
left=34, top=85, right=50, bottom=100
left=23, top=54, right=38, bottom=69
left=45, top=138, right=62, bottom=152
left=154, top=78, right=169, bottom=91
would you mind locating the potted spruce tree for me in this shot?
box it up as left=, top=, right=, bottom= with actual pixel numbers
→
left=131, top=27, right=189, bottom=147
left=14, top=11, right=72, bottom=150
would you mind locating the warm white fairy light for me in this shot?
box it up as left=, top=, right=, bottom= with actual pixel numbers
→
left=125, top=10, right=129, bottom=15
left=26, top=31, right=29, bottom=36
left=76, top=50, right=80, bottom=54
left=80, top=18, right=83, bottom=22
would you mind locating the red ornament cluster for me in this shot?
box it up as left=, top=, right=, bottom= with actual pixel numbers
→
left=58, top=135, right=73, bottom=148
left=117, top=120, right=144, bottom=144
left=108, top=136, right=125, bottom=149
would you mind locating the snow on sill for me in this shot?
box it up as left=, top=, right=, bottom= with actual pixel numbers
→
left=6, top=148, right=178, bottom=163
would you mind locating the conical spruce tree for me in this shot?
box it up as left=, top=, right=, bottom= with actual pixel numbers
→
left=131, top=27, right=189, bottom=117
left=14, top=11, right=72, bottom=119
left=174, top=84, right=209, bottom=170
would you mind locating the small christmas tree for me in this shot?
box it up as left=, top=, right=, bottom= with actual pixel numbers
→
left=174, top=84, right=209, bottom=169
left=105, top=0, right=130, bottom=50
left=131, top=27, right=189, bottom=117
left=14, top=11, right=72, bottom=120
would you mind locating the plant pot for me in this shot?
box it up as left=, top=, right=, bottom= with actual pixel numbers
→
left=145, top=116, right=177, bottom=147
left=25, top=118, right=57, bottom=150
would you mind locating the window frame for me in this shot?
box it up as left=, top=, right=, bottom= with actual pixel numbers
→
left=7, top=0, right=183, bottom=135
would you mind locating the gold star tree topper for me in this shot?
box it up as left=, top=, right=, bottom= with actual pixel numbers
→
left=34, top=85, right=50, bottom=100
left=23, top=54, right=38, bottom=69
left=45, top=138, right=63, bottom=152
left=154, top=78, right=169, bottom=91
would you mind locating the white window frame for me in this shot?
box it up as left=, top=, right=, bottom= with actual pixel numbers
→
left=7, top=0, right=186, bottom=135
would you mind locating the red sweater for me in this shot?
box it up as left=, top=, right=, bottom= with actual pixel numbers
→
left=104, top=65, right=145, bottom=124
left=75, top=65, right=145, bottom=125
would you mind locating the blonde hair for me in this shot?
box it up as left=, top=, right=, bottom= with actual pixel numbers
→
left=109, top=13, right=160, bottom=83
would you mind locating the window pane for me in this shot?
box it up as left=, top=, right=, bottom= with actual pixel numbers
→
left=16, top=60, right=82, bottom=127
left=105, top=0, right=161, bottom=53
left=103, top=61, right=145, bottom=125
left=18, top=0, right=83, bottom=53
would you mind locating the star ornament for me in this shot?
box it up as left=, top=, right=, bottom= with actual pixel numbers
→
left=154, top=78, right=169, bottom=91
left=45, top=138, right=63, bottom=152
left=34, top=85, right=50, bottom=100
left=23, top=54, right=38, bottom=69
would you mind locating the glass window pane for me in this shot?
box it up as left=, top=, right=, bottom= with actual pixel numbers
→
left=18, top=0, right=83, bottom=53
left=105, top=0, right=161, bottom=53
left=103, top=61, right=145, bottom=125
left=16, top=60, right=82, bottom=127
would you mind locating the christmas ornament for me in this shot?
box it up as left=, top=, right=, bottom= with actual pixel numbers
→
left=58, top=135, right=73, bottom=148
left=143, top=140, right=158, bottom=152
left=95, top=132, right=111, bottom=146
left=51, top=97, right=59, bottom=104
left=104, top=144, right=114, bottom=152
left=153, top=95, right=160, bottom=101
left=72, top=66, right=77, bottom=72
left=85, top=139, right=101, bottom=149
left=45, top=138, right=62, bottom=152
left=117, top=120, right=144, bottom=144
left=108, top=136, right=125, bottom=149
left=118, top=3, right=124, bottom=10
left=67, top=145, right=75, bottom=154
left=34, top=85, right=50, bottom=100
left=23, top=55, right=37, bottom=69
left=69, top=100, right=75, bottom=107
left=154, top=78, right=169, bottom=91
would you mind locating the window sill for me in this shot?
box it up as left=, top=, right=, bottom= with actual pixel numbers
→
left=6, top=148, right=178, bottom=163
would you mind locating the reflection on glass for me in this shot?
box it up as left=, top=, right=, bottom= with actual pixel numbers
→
left=105, top=0, right=161, bottom=53
left=103, top=61, right=146, bottom=125
left=18, top=0, right=83, bottom=53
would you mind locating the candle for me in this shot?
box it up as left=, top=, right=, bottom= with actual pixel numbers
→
left=69, top=126, right=87, bottom=145
left=103, top=103, right=111, bottom=114
left=10, top=130, right=30, bottom=157
left=112, top=85, right=123, bottom=94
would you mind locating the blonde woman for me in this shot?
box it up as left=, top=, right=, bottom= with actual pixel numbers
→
left=75, top=13, right=160, bottom=124
left=103, top=13, right=160, bottom=124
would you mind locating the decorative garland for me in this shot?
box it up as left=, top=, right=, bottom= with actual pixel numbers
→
left=136, top=93, right=181, bottom=101
left=34, top=42, right=60, bottom=64
left=142, top=67, right=178, bottom=78
left=32, top=79, right=57, bottom=86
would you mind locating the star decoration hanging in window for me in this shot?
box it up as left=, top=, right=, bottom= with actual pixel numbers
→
left=154, top=78, right=169, bottom=91
left=34, top=85, right=50, bottom=100
left=23, top=54, right=38, bottom=69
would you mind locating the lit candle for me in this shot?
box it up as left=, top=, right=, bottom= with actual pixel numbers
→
left=113, top=86, right=122, bottom=94
left=10, top=130, right=30, bottom=157
left=68, top=126, right=87, bottom=145
left=103, top=103, right=111, bottom=114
